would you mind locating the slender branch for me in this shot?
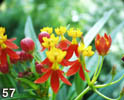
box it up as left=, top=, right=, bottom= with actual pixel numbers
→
left=74, top=87, right=90, bottom=100
left=94, top=56, right=104, bottom=82
left=94, top=89, right=121, bottom=100
left=92, top=56, right=101, bottom=82
left=95, top=75, right=124, bottom=88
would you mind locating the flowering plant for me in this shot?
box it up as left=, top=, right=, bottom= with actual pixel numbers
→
left=0, top=16, right=124, bottom=100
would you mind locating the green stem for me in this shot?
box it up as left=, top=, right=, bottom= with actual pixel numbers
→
left=81, top=56, right=91, bottom=85
left=94, top=89, right=122, bottom=100
left=92, top=56, right=101, bottom=82
left=94, top=56, right=104, bottom=82
left=74, top=87, right=90, bottom=100
left=95, top=75, right=124, bottom=88
left=52, top=92, right=56, bottom=100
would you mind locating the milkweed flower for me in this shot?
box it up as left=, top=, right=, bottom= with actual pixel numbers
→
left=0, top=27, right=19, bottom=65
left=20, top=38, right=35, bottom=53
left=40, top=27, right=53, bottom=34
left=66, top=43, right=94, bottom=80
left=65, top=28, right=83, bottom=59
left=34, top=48, right=73, bottom=93
left=42, top=34, right=59, bottom=49
left=95, top=33, right=112, bottom=56
left=55, top=26, right=71, bottom=51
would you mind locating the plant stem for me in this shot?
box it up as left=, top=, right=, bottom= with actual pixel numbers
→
left=92, top=56, right=100, bottom=82
left=74, top=87, right=90, bottom=100
left=95, top=75, right=124, bottom=88
left=52, top=92, right=56, bottom=100
left=94, top=56, right=104, bottom=82
left=94, top=89, right=121, bottom=100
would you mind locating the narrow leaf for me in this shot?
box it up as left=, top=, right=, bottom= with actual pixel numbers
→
left=84, top=9, right=114, bottom=47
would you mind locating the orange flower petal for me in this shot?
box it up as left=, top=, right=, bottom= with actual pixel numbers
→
left=60, top=59, right=77, bottom=66
left=51, top=70, right=59, bottom=93
left=34, top=69, right=52, bottom=83
left=7, top=38, right=16, bottom=42
left=66, top=61, right=80, bottom=76
left=5, top=40, right=18, bottom=49
left=5, top=48, right=19, bottom=59
left=57, top=70, right=72, bottom=86
left=0, top=50, right=7, bottom=65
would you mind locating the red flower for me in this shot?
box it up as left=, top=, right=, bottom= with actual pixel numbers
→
left=95, top=33, right=112, bottom=56
left=34, top=48, right=75, bottom=93
left=20, top=38, right=35, bottom=53
left=66, top=60, right=89, bottom=81
left=0, top=38, right=19, bottom=65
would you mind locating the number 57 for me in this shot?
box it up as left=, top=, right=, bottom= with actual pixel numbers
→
left=2, top=88, right=15, bottom=98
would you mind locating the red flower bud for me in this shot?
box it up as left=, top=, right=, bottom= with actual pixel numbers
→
left=18, top=72, right=23, bottom=78
left=35, top=63, right=43, bottom=74
left=38, top=32, right=50, bottom=43
left=21, top=38, right=35, bottom=53
left=0, top=63, right=9, bottom=74
left=95, top=33, right=112, bottom=56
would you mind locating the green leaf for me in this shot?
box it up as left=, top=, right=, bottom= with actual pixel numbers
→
left=84, top=9, right=114, bottom=47
left=24, top=16, right=46, bottom=60
left=16, top=78, right=39, bottom=90
left=74, top=9, right=114, bottom=95
left=110, top=21, right=124, bottom=41
left=88, top=70, right=124, bottom=100
left=1, top=93, right=40, bottom=100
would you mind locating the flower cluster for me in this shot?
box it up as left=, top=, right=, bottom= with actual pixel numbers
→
left=34, top=27, right=95, bottom=93
left=0, top=26, right=113, bottom=95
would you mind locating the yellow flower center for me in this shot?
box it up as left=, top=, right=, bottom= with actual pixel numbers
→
left=0, top=27, right=7, bottom=49
left=46, top=48, right=66, bottom=70
left=40, top=27, right=53, bottom=34
left=78, top=43, right=94, bottom=56
left=42, top=34, right=59, bottom=49
left=68, top=28, right=83, bottom=44
left=55, top=26, right=66, bottom=36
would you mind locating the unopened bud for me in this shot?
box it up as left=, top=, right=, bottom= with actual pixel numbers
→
left=0, top=63, right=9, bottom=74
left=121, top=56, right=124, bottom=62
left=38, top=32, right=50, bottom=44
left=111, top=65, right=116, bottom=76
left=21, top=38, right=35, bottom=53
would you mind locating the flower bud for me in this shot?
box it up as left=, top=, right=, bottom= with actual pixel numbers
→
left=111, top=65, right=116, bottom=76
left=38, top=32, right=50, bottom=44
left=18, top=72, right=23, bottom=78
left=0, top=63, right=9, bottom=74
left=121, top=56, right=124, bottom=62
left=35, top=63, right=43, bottom=74
left=95, top=33, right=112, bottom=56
left=20, top=38, right=35, bottom=53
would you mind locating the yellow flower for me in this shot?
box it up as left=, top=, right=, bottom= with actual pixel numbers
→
left=78, top=43, right=94, bottom=56
left=67, top=28, right=83, bottom=38
left=42, top=34, right=59, bottom=48
left=0, top=27, right=7, bottom=48
left=67, top=28, right=83, bottom=44
left=46, top=48, right=66, bottom=70
left=55, top=26, right=66, bottom=35
left=40, top=27, right=53, bottom=34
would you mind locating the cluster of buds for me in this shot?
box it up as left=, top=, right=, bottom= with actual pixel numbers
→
left=34, top=26, right=112, bottom=93
left=11, top=38, right=35, bottom=64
